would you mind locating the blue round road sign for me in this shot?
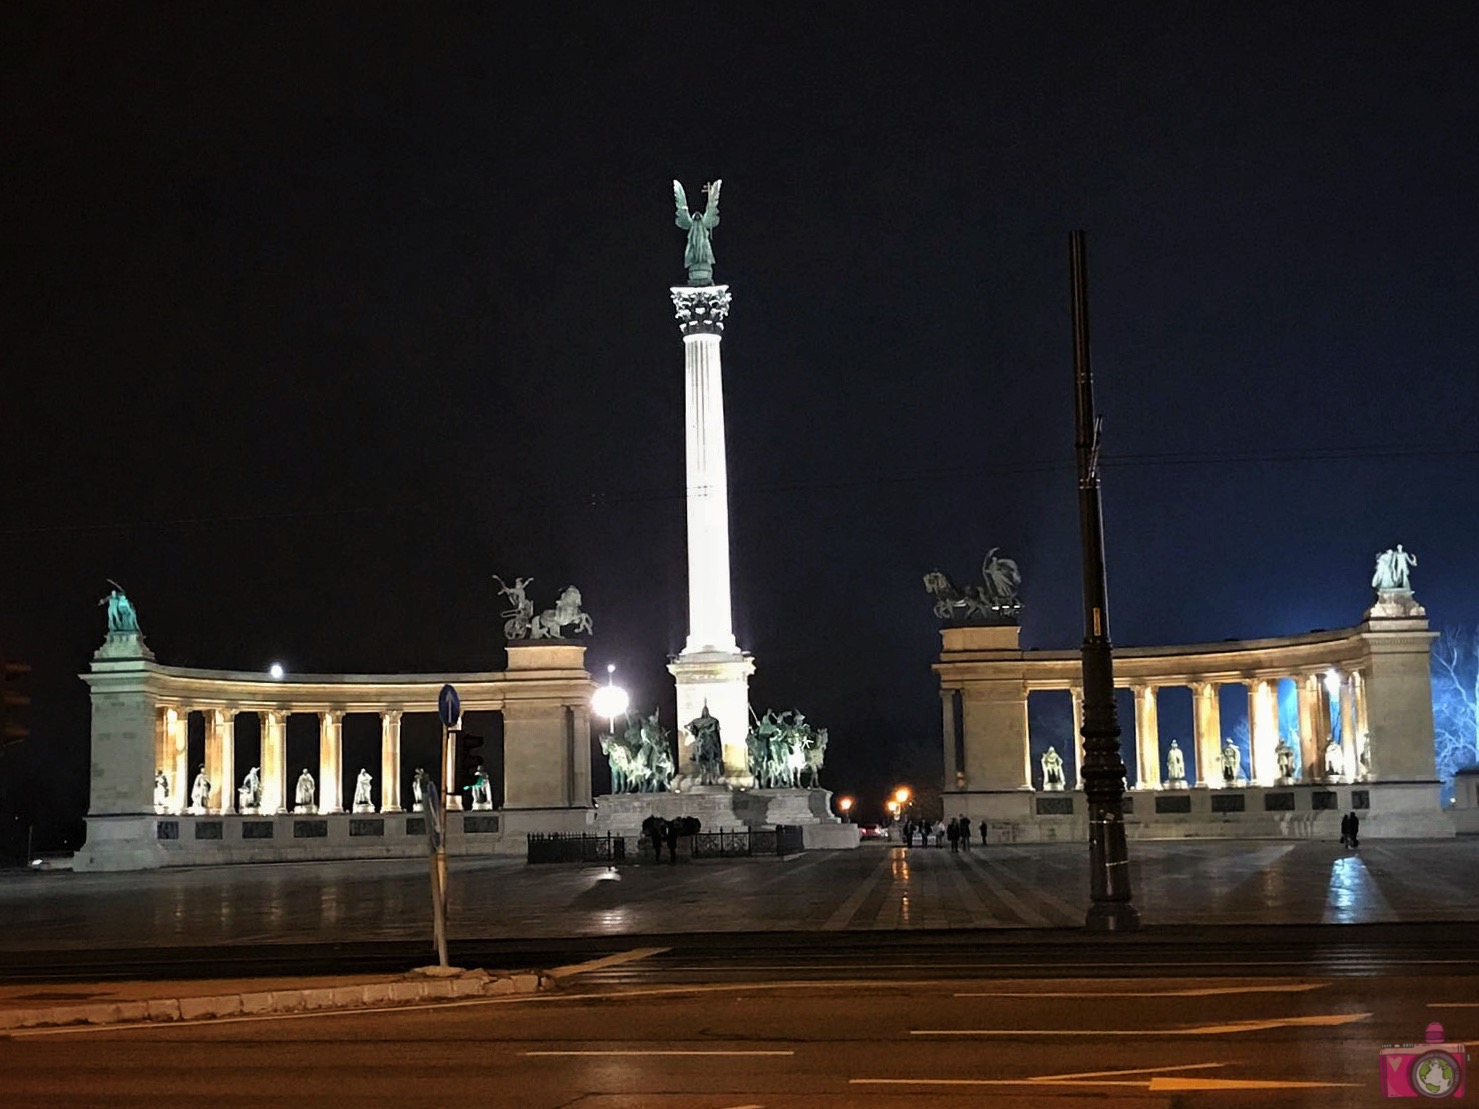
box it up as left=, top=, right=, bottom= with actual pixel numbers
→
left=437, top=684, right=461, bottom=728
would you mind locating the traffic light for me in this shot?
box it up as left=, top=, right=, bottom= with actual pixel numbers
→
left=458, top=733, right=485, bottom=779
left=0, top=658, right=30, bottom=754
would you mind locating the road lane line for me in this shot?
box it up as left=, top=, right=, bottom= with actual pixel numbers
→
left=523, top=1052, right=792, bottom=1058
left=1028, top=1062, right=1227, bottom=1081
left=1430, top=1002, right=1479, bottom=1007
left=1150, top=1077, right=1362, bottom=1090
left=545, top=946, right=670, bottom=980
left=955, top=983, right=1328, bottom=998
left=912, top=1012, right=1371, bottom=1035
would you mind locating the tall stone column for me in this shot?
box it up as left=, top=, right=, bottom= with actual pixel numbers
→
left=153, top=708, right=171, bottom=803
left=1359, top=596, right=1438, bottom=782
left=1339, top=673, right=1358, bottom=778
left=205, top=709, right=235, bottom=814
left=1247, top=679, right=1279, bottom=785
left=170, top=708, right=190, bottom=814
left=1131, top=684, right=1160, bottom=788
left=379, top=710, right=403, bottom=812
left=1297, top=674, right=1321, bottom=781
left=941, top=690, right=961, bottom=788
left=1192, top=681, right=1221, bottom=786
left=260, top=710, right=286, bottom=814
left=667, top=283, right=754, bottom=786
left=319, top=711, right=344, bottom=813
left=1069, top=686, right=1085, bottom=788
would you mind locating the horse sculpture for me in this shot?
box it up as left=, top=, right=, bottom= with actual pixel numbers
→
left=530, top=585, right=594, bottom=638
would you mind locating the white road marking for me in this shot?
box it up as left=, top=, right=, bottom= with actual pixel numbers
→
left=913, top=1012, right=1371, bottom=1036
left=1430, top=1001, right=1479, bottom=1007
left=955, top=982, right=1328, bottom=998
left=524, top=1050, right=793, bottom=1057
left=545, top=946, right=670, bottom=980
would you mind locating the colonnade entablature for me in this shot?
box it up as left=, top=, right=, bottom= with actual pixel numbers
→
left=934, top=608, right=1437, bottom=796
left=83, top=635, right=595, bottom=823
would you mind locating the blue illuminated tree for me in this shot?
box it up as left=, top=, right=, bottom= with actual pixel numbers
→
left=1432, top=626, right=1479, bottom=802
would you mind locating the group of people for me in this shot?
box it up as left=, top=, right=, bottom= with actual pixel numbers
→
left=1339, top=811, right=1361, bottom=849
left=900, top=816, right=986, bottom=850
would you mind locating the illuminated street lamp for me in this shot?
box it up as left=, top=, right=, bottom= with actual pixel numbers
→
left=894, top=786, right=911, bottom=808
left=591, top=663, right=630, bottom=731
left=269, top=663, right=284, bottom=680
left=836, top=796, right=854, bottom=822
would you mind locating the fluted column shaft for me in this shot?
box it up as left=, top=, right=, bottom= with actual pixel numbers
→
left=205, top=709, right=235, bottom=814
left=1132, top=684, right=1160, bottom=788
left=380, top=711, right=403, bottom=812
left=260, top=710, right=286, bottom=813
left=319, top=711, right=344, bottom=813
left=1069, top=686, right=1085, bottom=788
left=681, top=331, right=738, bottom=656
left=1192, top=681, right=1221, bottom=786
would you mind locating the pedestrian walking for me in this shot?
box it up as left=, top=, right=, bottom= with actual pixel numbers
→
left=934, top=819, right=946, bottom=848
left=947, top=818, right=960, bottom=852
left=1339, top=811, right=1351, bottom=848
left=958, top=815, right=972, bottom=850
left=1348, top=811, right=1360, bottom=849
left=979, top=819, right=988, bottom=846
left=665, top=819, right=679, bottom=864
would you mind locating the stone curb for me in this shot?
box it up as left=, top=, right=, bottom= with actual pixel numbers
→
left=0, top=970, right=555, bottom=1032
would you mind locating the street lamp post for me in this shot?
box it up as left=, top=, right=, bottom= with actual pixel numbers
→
left=1070, top=231, right=1139, bottom=932
left=837, top=796, right=854, bottom=822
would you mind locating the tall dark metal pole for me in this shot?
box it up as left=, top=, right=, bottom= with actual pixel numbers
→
left=1070, top=230, right=1139, bottom=932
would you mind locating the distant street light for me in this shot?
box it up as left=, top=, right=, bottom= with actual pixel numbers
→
left=591, top=663, right=629, bottom=730
left=269, top=663, right=284, bottom=680
left=837, top=796, right=854, bottom=822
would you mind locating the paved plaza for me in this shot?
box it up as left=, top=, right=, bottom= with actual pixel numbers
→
left=2, top=838, right=1476, bottom=953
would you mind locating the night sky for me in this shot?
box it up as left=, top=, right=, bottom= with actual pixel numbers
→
left=4, top=5, right=1477, bottom=842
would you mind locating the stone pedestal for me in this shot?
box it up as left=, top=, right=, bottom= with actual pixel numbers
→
left=669, top=651, right=755, bottom=788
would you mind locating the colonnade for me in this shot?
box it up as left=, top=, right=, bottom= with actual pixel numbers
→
left=1019, top=669, right=1369, bottom=790
left=935, top=612, right=1435, bottom=798
left=156, top=706, right=410, bottom=815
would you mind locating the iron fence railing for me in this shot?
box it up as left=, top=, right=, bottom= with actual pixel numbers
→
left=526, top=832, right=627, bottom=864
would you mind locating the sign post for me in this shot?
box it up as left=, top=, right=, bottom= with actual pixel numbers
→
left=429, top=683, right=461, bottom=968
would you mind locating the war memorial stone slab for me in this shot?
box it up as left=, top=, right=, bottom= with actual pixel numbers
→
left=194, top=821, right=223, bottom=840
left=349, top=819, right=384, bottom=837
left=1155, top=794, right=1192, bottom=814
left=242, top=821, right=274, bottom=839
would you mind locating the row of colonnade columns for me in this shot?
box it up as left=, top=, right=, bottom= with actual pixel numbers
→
left=157, top=706, right=409, bottom=816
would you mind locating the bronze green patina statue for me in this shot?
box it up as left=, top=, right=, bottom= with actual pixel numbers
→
left=673, top=178, right=721, bottom=285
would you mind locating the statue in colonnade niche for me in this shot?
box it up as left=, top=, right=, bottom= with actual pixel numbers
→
left=295, top=768, right=317, bottom=812
left=1164, top=740, right=1187, bottom=786
left=238, top=766, right=262, bottom=812
left=153, top=769, right=169, bottom=813
left=1372, top=544, right=1417, bottom=591
left=189, top=766, right=210, bottom=814
left=468, top=765, right=494, bottom=809
left=98, top=580, right=141, bottom=634
left=1221, top=741, right=1242, bottom=785
left=1357, top=732, right=1371, bottom=780
left=1275, top=739, right=1296, bottom=783
left=1324, top=738, right=1344, bottom=780
left=352, top=768, right=375, bottom=813
left=412, top=767, right=425, bottom=811
left=1040, top=746, right=1065, bottom=791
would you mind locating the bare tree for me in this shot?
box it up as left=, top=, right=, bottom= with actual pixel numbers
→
left=1432, top=626, right=1479, bottom=795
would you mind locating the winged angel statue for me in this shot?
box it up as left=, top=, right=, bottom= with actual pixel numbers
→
left=674, top=178, right=721, bottom=285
